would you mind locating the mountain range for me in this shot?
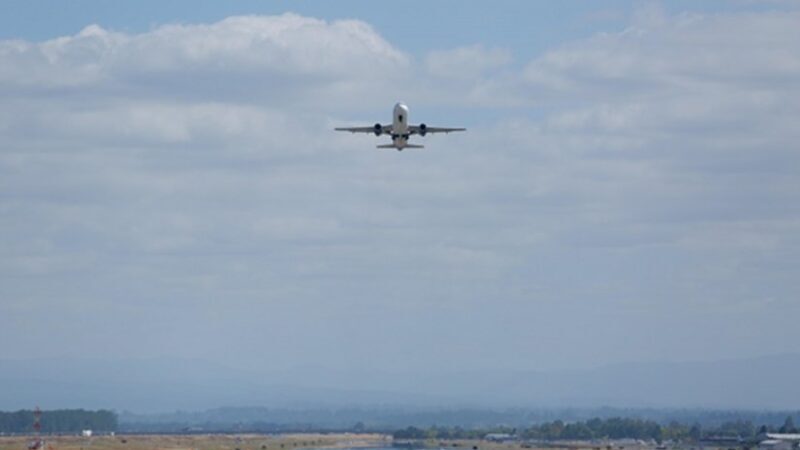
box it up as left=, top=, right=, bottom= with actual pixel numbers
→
left=1, top=353, right=798, bottom=413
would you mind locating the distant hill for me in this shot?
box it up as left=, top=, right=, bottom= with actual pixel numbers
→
left=1, top=354, right=799, bottom=412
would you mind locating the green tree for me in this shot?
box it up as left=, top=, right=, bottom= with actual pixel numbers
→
left=689, top=424, right=702, bottom=441
left=779, top=416, right=797, bottom=434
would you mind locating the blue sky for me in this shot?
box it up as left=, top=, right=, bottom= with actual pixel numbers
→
left=8, top=1, right=616, bottom=48
left=1, top=1, right=800, bottom=390
left=4, top=1, right=795, bottom=57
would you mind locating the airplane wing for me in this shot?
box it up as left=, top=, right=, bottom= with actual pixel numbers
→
left=408, top=125, right=466, bottom=135
left=335, top=124, right=393, bottom=134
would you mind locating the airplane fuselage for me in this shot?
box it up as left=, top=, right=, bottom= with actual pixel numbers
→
left=391, top=102, right=410, bottom=148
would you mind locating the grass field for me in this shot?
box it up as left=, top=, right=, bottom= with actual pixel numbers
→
left=0, top=433, right=389, bottom=450
left=0, top=434, right=692, bottom=450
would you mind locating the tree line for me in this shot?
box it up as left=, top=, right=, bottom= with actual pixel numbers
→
left=393, top=416, right=799, bottom=442
left=0, top=409, right=118, bottom=433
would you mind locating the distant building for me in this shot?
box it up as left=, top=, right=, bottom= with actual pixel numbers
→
left=756, top=433, right=800, bottom=450
left=765, top=435, right=800, bottom=442
left=82, top=430, right=93, bottom=437
left=484, top=434, right=514, bottom=442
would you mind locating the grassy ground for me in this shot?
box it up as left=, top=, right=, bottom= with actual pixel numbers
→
left=0, top=435, right=697, bottom=450
left=0, top=433, right=389, bottom=450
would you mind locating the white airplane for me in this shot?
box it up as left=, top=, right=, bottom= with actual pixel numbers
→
left=335, top=102, right=465, bottom=150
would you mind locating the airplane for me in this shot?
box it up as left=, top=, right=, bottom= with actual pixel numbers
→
left=335, top=102, right=465, bottom=151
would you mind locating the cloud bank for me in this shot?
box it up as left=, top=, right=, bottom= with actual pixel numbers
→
left=1, top=9, right=799, bottom=376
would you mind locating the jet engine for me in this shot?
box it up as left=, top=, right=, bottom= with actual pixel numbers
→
left=373, top=123, right=383, bottom=136
left=419, top=123, right=427, bottom=136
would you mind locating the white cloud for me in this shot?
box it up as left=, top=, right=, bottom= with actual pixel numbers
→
left=1, top=9, right=799, bottom=370
left=524, top=10, right=800, bottom=98
left=0, top=13, right=409, bottom=115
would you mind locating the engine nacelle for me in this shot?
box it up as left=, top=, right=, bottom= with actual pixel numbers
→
left=419, top=123, right=427, bottom=136
left=373, top=123, right=383, bottom=136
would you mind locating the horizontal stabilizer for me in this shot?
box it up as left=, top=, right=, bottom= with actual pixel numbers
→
left=376, top=144, right=425, bottom=149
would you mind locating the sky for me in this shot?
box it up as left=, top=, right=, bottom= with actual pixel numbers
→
left=1, top=0, right=800, bottom=378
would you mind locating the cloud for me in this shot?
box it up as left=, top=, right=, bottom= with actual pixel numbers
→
left=523, top=10, right=800, bottom=96
left=0, top=14, right=408, bottom=89
left=1, top=9, right=799, bottom=373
